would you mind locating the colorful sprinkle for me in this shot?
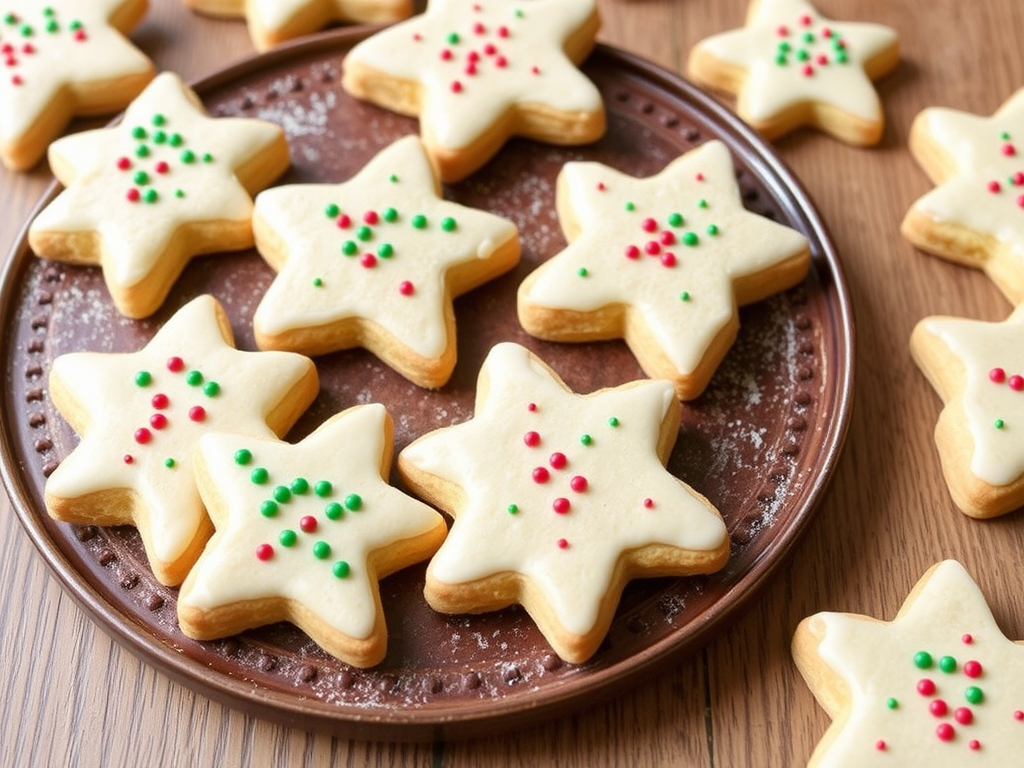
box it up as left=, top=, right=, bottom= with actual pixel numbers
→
left=234, top=449, right=252, bottom=465
left=315, top=480, right=333, bottom=497
left=325, top=502, right=343, bottom=520
left=333, top=561, right=351, bottom=578
left=255, top=543, right=273, bottom=561
left=312, top=541, right=331, bottom=559
left=251, top=467, right=269, bottom=484
left=344, top=493, right=362, bottom=511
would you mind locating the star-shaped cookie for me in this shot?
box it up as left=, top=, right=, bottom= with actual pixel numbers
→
left=44, top=295, right=319, bottom=586
left=28, top=71, right=290, bottom=319
left=397, top=342, right=729, bottom=663
left=687, top=0, right=899, bottom=145
left=252, top=135, right=520, bottom=388
left=793, top=560, right=1024, bottom=766
left=0, top=0, right=154, bottom=170
left=902, top=89, right=1024, bottom=304
left=177, top=405, right=447, bottom=667
left=911, top=305, right=1024, bottom=518
left=182, top=0, right=413, bottom=51
left=341, top=0, right=605, bottom=182
left=517, top=139, right=810, bottom=400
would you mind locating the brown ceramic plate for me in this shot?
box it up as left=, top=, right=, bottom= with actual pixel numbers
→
left=0, top=29, right=853, bottom=741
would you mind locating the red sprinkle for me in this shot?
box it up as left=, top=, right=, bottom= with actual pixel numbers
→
left=553, top=498, right=570, bottom=514
left=151, top=394, right=169, bottom=409
left=802, top=64, right=814, bottom=77
left=969, top=740, right=981, bottom=751
left=167, top=356, right=185, bottom=372
left=955, top=707, right=974, bottom=725
left=495, top=56, right=507, bottom=68
left=660, top=230, right=676, bottom=245
left=570, top=475, right=587, bottom=492
left=549, top=452, right=567, bottom=469
left=117, top=157, right=132, bottom=171
left=134, top=427, right=152, bottom=444
left=364, top=210, right=379, bottom=225
left=1017, top=194, right=1024, bottom=208
left=155, top=161, right=169, bottom=174
left=440, top=49, right=452, bottom=61
left=126, top=188, right=140, bottom=202
left=123, top=454, right=134, bottom=464
left=188, top=406, right=206, bottom=422
left=991, top=367, right=1007, bottom=383
left=532, top=467, right=550, bottom=484
left=557, top=538, right=569, bottom=549
left=930, top=699, right=948, bottom=717
left=917, top=678, right=936, bottom=696
left=337, top=214, right=352, bottom=228
left=625, top=244, right=641, bottom=260
left=1016, top=710, right=1024, bottom=721
left=255, top=543, right=273, bottom=561
left=300, top=515, right=317, bottom=533
left=875, top=740, right=885, bottom=751
left=936, top=723, right=955, bottom=742
left=497, top=25, right=509, bottom=38
left=149, top=413, right=168, bottom=430
left=473, top=22, right=485, bottom=35
left=399, top=280, right=415, bottom=296
left=360, top=253, right=377, bottom=268
left=73, top=30, right=87, bottom=42
left=962, top=634, right=974, bottom=644
left=816, top=54, right=828, bottom=66
left=642, top=217, right=658, bottom=233
left=800, top=14, right=812, bottom=26
left=964, top=660, right=983, bottom=678
left=597, top=182, right=606, bottom=191
left=1004, top=143, right=1018, bottom=156
left=661, top=252, right=677, bottom=268
left=465, top=63, right=477, bottom=76
left=527, top=402, right=537, bottom=412
left=989, top=180, right=1002, bottom=193
left=645, top=240, right=661, bottom=255
left=524, top=430, right=541, bottom=447
left=451, top=80, right=463, bottom=93
left=484, top=43, right=496, bottom=55
left=643, top=498, right=654, bottom=508
left=1010, top=374, right=1024, bottom=390
left=1015, top=172, right=1024, bottom=185
left=531, top=65, right=540, bottom=75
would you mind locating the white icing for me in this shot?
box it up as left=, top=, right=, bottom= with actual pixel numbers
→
left=399, top=342, right=727, bottom=637
left=29, top=72, right=285, bottom=289
left=919, top=306, right=1024, bottom=486
left=179, top=405, right=444, bottom=642
left=252, top=135, right=518, bottom=360
left=911, top=89, right=1024, bottom=260
left=695, top=0, right=897, bottom=122
left=519, top=140, right=809, bottom=374
left=45, top=295, right=316, bottom=570
left=809, top=561, right=1024, bottom=766
left=0, top=0, right=152, bottom=145
left=344, top=0, right=602, bottom=151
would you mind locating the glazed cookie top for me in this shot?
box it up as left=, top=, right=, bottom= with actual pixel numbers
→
left=693, top=0, right=897, bottom=123
left=180, top=405, right=445, bottom=645
left=800, top=561, right=1024, bottom=766
left=252, top=135, right=518, bottom=364
left=0, top=0, right=153, bottom=151
left=29, top=71, right=287, bottom=314
left=909, top=89, right=1024, bottom=261
left=343, top=0, right=603, bottom=151
left=915, top=305, right=1024, bottom=487
left=399, top=342, right=728, bottom=638
left=45, top=295, right=317, bottom=584
left=519, top=139, right=809, bottom=375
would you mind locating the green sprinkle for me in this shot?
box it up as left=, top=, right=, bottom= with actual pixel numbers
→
left=707, top=224, right=720, bottom=236
left=68, top=20, right=81, bottom=31
left=260, top=500, right=279, bottom=517
left=19, top=24, right=32, bottom=37
left=325, top=203, right=340, bottom=218
left=1001, top=131, right=1012, bottom=141
left=344, top=493, right=362, bottom=511
left=778, top=41, right=792, bottom=53
left=683, top=232, right=699, bottom=246
left=383, top=207, right=398, bottom=222
left=291, top=478, right=309, bottom=495
left=169, top=133, right=183, bottom=147
left=342, top=240, right=358, bottom=256
left=46, top=19, right=58, bottom=32
left=152, top=130, right=167, bottom=145
left=580, top=434, right=592, bottom=446
left=273, top=485, right=291, bottom=504
left=697, top=198, right=708, bottom=209
left=324, top=502, right=343, bottom=520
left=333, top=560, right=351, bottom=578
left=43, top=6, right=55, bottom=16
left=280, top=529, right=297, bottom=547
left=181, top=149, right=196, bottom=163
left=447, top=31, right=460, bottom=44
left=203, top=381, right=220, bottom=397
left=775, top=53, right=788, bottom=66
left=377, top=243, right=394, bottom=258
left=164, top=458, right=176, bottom=469
left=3, top=13, right=16, bottom=25
left=939, top=656, right=957, bottom=674
left=886, top=697, right=898, bottom=710
left=680, top=291, right=691, bottom=302
left=965, top=686, right=984, bottom=705
left=136, top=143, right=151, bottom=158
left=186, top=370, right=203, bottom=386
left=356, top=225, right=373, bottom=241
left=143, top=189, right=158, bottom=204
left=411, top=214, right=427, bottom=229
left=135, top=370, right=152, bottom=387
left=608, top=416, right=620, bottom=427
left=313, top=541, right=331, bottom=559
left=388, top=173, right=399, bottom=183
left=913, top=651, right=933, bottom=669
left=803, top=32, right=814, bottom=44
left=133, top=170, right=149, bottom=185
left=507, top=503, right=519, bottom=515
left=314, top=480, right=333, bottom=498
left=515, top=8, right=524, bottom=18
left=174, top=190, right=185, bottom=199
left=995, top=418, right=1006, bottom=430
left=251, top=467, right=269, bottom=485
left=667, top=212, right=684, bottom=227
left=835, top=50, right=848, bottom=64
left=577, top=267, right=588, bottom=277
left=797, top=48, right=810, bottom=62
left=312, top=277, right=323, bottom=287
left=132, top=126, right=147, bottom=140
left=202, top=153, right=214, bottom=163
left=441, top=217, right=457, bottom=232
left=152, top=113, right=166, bottom=127
left=234, top=449, right=252, bottom=465
left=624, top=201, right=635, bottom=212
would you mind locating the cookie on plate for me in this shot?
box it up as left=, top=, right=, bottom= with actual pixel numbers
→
left=252, top=135, right=520, bottom=388
left=0, top=0, right=155, bottom=171
left=28, top=71, right=290, bottom=319
left=397, top=342, right=729, bottom=664
left=902, top=89, right=1024, bottom=303
left=793, top=560, right=1024, bottom=765
left=177, top=405, right=447, bottom=668
left=687, top=0, right=899, bottom=146
left=910, top=305, right=1024, bottom=519
left=341, top=0, right=605, bottom=182
left=517, top=139, right=810, bottom=400
left=181, top=0, right=413, bottom=52
left=44, top=294, right=319, bottom=586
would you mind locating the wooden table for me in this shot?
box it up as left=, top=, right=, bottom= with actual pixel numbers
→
left=3, top=0, right=1024, bottom=764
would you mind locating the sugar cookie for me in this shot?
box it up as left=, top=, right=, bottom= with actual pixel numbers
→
left=178, top=405, right=447, bottom=667
left=397, top=342, right=729, bottom=664
left=341, top=0, right=605, bottom=182
left=44, top=295, right=319, bottom=586
left=517, top=139, right=810, bottom=400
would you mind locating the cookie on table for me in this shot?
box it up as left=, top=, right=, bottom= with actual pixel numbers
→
left=687, top=0, right=899, bottom=146
left=44, top=295, right=319, bottom=586
left=0, top=0, right=154, bottom=171
left=902, top=89, right=1024, bottom=304
left=341, top=0, right=605, bottom=182
left=181, top=0, right=413, bottom=52
left=910, top=305, right=1024, bottom=519
left=252, top=135, right=520, bottom=388
left=28, top=71, right=290, bottom=319
left=516, top=139, right=810, bottom=401
left=793, top=560, right=1024, bottom=765
left=397, top=342, right=729, bottom=664
left=177, top=405, right=447, bottom=668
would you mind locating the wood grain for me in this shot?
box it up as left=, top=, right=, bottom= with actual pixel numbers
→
left=3, top=0, right=1024, bottom=765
